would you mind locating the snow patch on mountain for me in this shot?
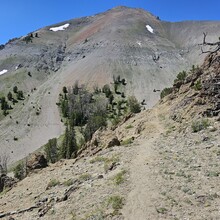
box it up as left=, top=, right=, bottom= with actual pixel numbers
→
left=136, top=41, right=142, bottom=46
left=50, top=23, right=70, bottom=32
left=146, top=25, right=154, bottom=33
left=0, top=69, right=8, bottom=75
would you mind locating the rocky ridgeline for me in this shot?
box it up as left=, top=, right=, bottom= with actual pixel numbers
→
left=201, top=52, right=220, bottom=117
left=163, top=51, right=220, bottom=122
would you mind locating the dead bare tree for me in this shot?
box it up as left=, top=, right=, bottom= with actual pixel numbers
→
left=0, top=153, right=9, bottom=175
left=199, top=32, right=220, bottom=54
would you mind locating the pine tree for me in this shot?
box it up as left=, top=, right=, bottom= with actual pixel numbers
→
left=17, top=90, right=24, bottom=100
left=13, top=86, right=18, bottom=93
left=127, top=96, right=141, bottom=113
left=62, top=86, right=68, bottom=94
left=7, top=92, right=13, bottom=101
left=59, top=124, right=77, bottom=159
left=1, top=97, right=9, bottom=111
left=66, top=125, right=77, bottom=159
left=61, top=99, right=68, bottom=117
left=59, top=127, right=69, bottom=159
left=44, top=138, right=58, bottom=163
left=109, top=94, right=114, bottom=105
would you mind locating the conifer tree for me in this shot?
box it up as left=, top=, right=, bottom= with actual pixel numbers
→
left=44, top=138, right=58, bottom=163
left=59, top=124, right=77, bottom=159
left=13, top=86, right=18, bottom=93
left=7, top=92, right=13, bottom=101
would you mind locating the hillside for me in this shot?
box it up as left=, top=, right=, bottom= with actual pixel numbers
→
left=0, top=49, right=220, bottom=219
left=0, top=6, right=220, bottom=165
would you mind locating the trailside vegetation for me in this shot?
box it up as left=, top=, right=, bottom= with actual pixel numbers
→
left=160, top=65, right=200, bottom=99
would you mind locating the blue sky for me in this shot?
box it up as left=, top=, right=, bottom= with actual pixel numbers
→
left=0, top=0, right=220, bottom=44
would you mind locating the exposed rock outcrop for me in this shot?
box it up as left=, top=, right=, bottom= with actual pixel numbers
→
left=27, top=154, right=48, bottom=170
left=164, top=52, right=220, bottom=120
left=106, top=137, right=120, bottom=148
left=0, top=174, right=17, bottom=192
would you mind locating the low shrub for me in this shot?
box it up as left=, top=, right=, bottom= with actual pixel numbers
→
left=107, top=195, right=124, bottom=214
left=191, top=119, right=210, bottom=132
left=174, top=71, right=187, bottom=83
left=160, top=87, right=172, bottom=99
left=121, top=138, right=133, bottom=146
left=47, top=179, right=60, bottom=188
left=125, top=124, right=133, bottom=129
left=113, top=170, right=126, bottom=185
left=193, top=79, right=202, bottom=91
left=14, top=162, right=26, bottom=180
left=63, top=179, right=73, bottom=186
left=79, top=173, right=92, bottom=181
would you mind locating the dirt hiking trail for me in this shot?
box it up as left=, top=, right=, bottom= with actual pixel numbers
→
left=122, top=109, right=165, bottom=220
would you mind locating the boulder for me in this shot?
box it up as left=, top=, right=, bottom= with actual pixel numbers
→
left=0, top=174, right=17, bottom=192
left=27, top=154, right=48, bottom=170
left=173, top=80, right=183, bottom=89
left=107, top=137, right=120, bottom=148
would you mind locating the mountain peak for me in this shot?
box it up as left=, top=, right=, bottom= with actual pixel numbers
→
left=109, top=5, right=151, bottom=14
left=111, top=5, right=130, bottom=10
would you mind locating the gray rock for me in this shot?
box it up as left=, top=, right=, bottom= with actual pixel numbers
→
left=0, top=174, right=17, bottom=192
left=97, top=174, right=104, bottom=179
left=27, top=154, right=48, bottom=170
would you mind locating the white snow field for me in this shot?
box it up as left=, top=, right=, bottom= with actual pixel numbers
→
left=0, top=69, right=8, bottom=75
left=146, top=25, right=154, bottom=33
left=136, top=41, right=142, bottom=46
left=49, top=23, right=70, bottom=32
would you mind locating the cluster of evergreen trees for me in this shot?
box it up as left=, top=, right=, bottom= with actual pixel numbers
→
left=23, top=32, right=39, bottom=44
left=45, top=77, right=141, bottom=163
left=0, top=86, right=24, bottom=116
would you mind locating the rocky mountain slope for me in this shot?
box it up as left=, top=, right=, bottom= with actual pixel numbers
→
left=0, top=6, right=220, bottom=164
left=0, top=49, right=220, bottom=219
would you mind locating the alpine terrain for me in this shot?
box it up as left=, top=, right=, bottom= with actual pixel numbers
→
left=0, top=6, right=220, bottom=220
